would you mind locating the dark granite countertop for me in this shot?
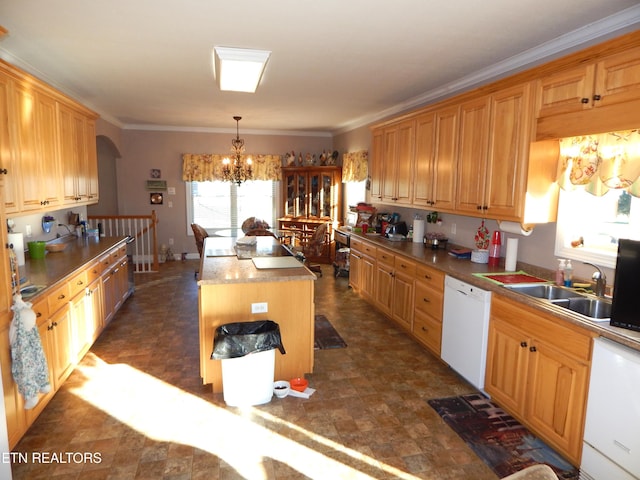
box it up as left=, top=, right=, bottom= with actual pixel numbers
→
left=19, top=235, right=129, bottom=301
left=352, top=232, right=640, bottom=352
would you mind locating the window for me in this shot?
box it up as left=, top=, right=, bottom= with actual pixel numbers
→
left=186, top=180, right=278, bottom=235
left=555, top=188, right=640, bottom=268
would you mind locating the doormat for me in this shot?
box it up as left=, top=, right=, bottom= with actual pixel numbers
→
left=427, top=393, right=579, bottom=479
left=314, top=315, right=347, bottom=350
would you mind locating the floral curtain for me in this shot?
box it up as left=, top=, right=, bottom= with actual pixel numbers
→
left=342, top=150, right=368, bottom=183
left=181, top=153, right=282, bottom=182
left=557, top=130, right=640, bottom=197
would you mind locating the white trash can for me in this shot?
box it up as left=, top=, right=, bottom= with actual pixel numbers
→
left=211, top=320, right=285, bottom=407
left=220, top=349, right=275, bottom=406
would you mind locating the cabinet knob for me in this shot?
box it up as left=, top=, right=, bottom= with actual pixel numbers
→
left=593, top=94, right=601, bottom=101
left=520, top=341, right=528, bottom=348
left=0, top=168, right=7, bottom=175
left=52, top=321, right=58, bottom=327
left=421, top=326, right=428, bottom=332
left=58, top=294, right=66, bottom=300
left=581, top=97, right=590, bottom=104
left=529, top=346, right=537, bottom=352
left=423, top=274, right=431, bottom=280
left=47, top=324, right=54, bottom=331
left=422, top=297, right=431, bottom=303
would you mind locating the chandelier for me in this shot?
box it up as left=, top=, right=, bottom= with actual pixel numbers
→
left=222, top=116, right=253, bottom=185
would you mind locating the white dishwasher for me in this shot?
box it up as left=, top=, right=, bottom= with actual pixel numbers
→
left=442, top=275, right=492, bottom=392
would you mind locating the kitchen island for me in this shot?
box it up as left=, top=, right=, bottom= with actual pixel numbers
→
left=197, top=236, right=316, bottom=393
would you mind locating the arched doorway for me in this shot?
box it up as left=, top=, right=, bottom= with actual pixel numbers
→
left=87, top=135, right=121, bottom=216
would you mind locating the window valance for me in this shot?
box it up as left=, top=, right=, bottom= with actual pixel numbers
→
left=342, top=150, right=368, bottom=183
left=182, top=153, right=282, bottom=182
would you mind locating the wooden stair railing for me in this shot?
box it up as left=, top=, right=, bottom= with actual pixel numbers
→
left=88, top=210, right=159, bottom=272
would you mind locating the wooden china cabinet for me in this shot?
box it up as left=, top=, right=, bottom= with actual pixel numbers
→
left=278, top=166, right=342, bottom=263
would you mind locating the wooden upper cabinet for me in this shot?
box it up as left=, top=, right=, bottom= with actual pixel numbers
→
left=537, top=46, right=640, bottom=118
left=374, top=118, right=415, bottom=205
left=369, top=129, right=384, bottom=201
left=0, top=71, right=18, bottom=214
left=385, top=119, right=414, bottom=204
left=413, top=106, right=458, bottom=211
left=456, top=96, right=490, bottom=215
left=34, top=91, right=63, bottom=209
left=456, top=83, right=535, bottom=221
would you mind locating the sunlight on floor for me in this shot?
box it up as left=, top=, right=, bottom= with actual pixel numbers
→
left=71, top=353, right=421, bottom=479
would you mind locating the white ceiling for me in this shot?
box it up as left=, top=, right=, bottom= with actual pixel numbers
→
left=1, top=1, right=639, bottom=135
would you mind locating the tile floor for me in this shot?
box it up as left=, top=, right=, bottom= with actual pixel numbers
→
left=11, top=260, right=497, bottom=479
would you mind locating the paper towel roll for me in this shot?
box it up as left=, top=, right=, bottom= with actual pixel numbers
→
left=8, top=233, right=25, bottom=266
left=413, top=219, right=425, bottom=243
left=499, top=220, right=533, bottom=236
left=505, top=238, right=518, bottom=271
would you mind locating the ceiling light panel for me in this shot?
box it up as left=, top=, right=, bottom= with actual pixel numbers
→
left=214, top=46, right=271, bottom=93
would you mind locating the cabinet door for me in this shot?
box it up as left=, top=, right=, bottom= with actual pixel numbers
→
left=375, top=262, right=394, bottom=316
left=85, top=118, right=99, bottom=202
left=360, top=254, right=376, bottom=301
left=0, top=71, right=19, bottom=214
left=525, top=339, right=589, bottom=464
left=102, top=266, right=117, bottom=325
left=35, top=91, right=63, bottom=209
left=456, top=96, right=491, bottom=215
left=485, top=83, right=532, bottom=220
left=348, top=250, right=362, bottom=291
left=431, top=106, right=458, bottom=210
left=392, top=270, right=414, bottom=329
left=12, top=82, right=41, bottom=212
left=413, top=112, right=436, bottom=207
left=59, top=103, right=88, bottom=204
left=369, top=129, right=384, bottom=201
left=536, top=64, right=596, bottom=117
left=70, top=290, right=91, bottom=362
left=594, top=47, right=640, bottom=109
left=485, top=317, right=529, bottom=416
left=48, top=306, right=75, bottom=390
left=86, top=279, right=103, bottom=343
left=382, top=127, right=398, bottom=201
left=393, top=120, right=414, bottom=205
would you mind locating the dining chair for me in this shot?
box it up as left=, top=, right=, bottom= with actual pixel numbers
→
left=191, top=223, right=209, bottom=278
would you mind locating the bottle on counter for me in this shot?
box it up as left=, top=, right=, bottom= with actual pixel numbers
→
left=556, top=259, right=566, bottom=286
left=563, top=260, right=573, bottom=287
left=488, top=230, right=501, bottom=267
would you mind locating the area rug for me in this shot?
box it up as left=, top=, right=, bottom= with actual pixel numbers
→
left=314, top=315, right=347, bottom=350
left=427, top=393, right=579, bottom=479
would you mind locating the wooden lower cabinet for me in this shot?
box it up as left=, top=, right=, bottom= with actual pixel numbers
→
left=349, top=238, right=376, bottom=300
left=485, top=295, right=594, bottom=466
left=1, top=241, right=129, bottom=449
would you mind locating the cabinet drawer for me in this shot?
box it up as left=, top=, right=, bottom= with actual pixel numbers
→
left=68, top=270, right=88, bottom=298
left=32, top=298, right=49, bottom=326
left=413, top=310, right=442, bottom=355
left=415, top=264, right=444, bottom=290
left=47, top=283, right=71, bottom=314
left=86, top=261, right=103, bottom=283
left=376, top=248, right=394, bottom=266
left=395, top=256, right=416, bottom=276
left=414, top=281, right=443, bottom=319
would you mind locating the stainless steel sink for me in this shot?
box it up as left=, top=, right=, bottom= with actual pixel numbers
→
left=505, top=283, right=612, bottom=321
left=505, top=283, right=578, bottom=300
left=551, top=297, right=612, bottom=320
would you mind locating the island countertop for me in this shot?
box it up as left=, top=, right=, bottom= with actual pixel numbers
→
left=197, top=236, right=316, bottom=285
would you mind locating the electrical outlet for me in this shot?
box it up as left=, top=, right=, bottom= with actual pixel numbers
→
left=168, top=238, right=174, bottom=245
left=451, top=223, right=456, bottom=235
left=251, top=302, right=268, bottom=313
left=168, top=201, right=173, bottom=208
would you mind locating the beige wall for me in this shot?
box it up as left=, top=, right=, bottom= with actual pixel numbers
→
left=115, top=128, right=332, bottom=255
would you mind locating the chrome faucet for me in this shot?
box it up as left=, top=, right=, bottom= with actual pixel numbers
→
left=583, top=262, right=607, bottom=297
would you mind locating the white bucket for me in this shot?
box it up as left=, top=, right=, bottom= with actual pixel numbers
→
left=220, top=349, right=275, bottom=406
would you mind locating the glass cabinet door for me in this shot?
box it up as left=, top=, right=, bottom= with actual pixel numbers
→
left=296, top=173, right=306, bottom=217
left=309, top=173, right=319, bottom=217
left=321, top=173, right=332, bottom=217
left=285, top=172, right=297, bottom=216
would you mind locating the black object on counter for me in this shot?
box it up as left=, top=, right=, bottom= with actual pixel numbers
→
left=610, top=239, right=640, bottom=332
left=211, top=320, right=286, bottom=359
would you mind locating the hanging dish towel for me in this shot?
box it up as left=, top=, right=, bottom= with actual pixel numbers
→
left=9, top=294, right=51, bottom=409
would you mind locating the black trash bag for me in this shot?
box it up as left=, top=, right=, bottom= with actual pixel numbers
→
left=211, top=320, right=286, bottom=360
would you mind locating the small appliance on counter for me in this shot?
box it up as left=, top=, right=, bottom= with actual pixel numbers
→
left=610, top=238, right=640, bottom=331
left=384, top=221, right=408, bottom=238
